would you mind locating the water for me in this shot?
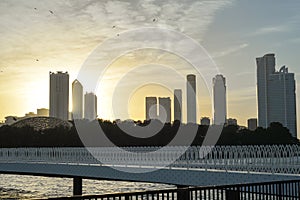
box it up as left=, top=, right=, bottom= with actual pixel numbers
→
left=0, top=174, right=175, bottom=199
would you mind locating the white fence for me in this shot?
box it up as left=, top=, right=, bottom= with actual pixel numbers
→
left=0, top=145, right=300, bottom=174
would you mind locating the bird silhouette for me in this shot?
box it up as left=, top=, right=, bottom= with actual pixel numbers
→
left=112, top=25, right=116, bottom=28
left=34, top=8, right=37, bottom=10
left=49, top=10, right=54, bottom=14
left=153, top=18, right=156, bottom=22
left=36, top=59, right=39, bottom=61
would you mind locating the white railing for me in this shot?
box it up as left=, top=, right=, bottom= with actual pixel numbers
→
left=0, top=145, right=300, bottom=174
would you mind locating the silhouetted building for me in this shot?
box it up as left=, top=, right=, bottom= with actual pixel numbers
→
left=158, top=97, right=171, bottom=123
left=248, top=118, right=257, bottom=131
left=174, top=89, right=182, bottom=121
left=201, top=117, right=210, bottom=125
left=256, top=54, right=297, bottom=137
left=25, top=112, right=37, bottom=118
left=49, top=71, right=69, bottom=121
left=145, top=97, right=157, bottom=120
left=84, top=92, right=97, bottom=121
left=227, top=118, right=237, bottom=126
left=213, top=74, right=227, bottom=125
left=72, top=80, right=83, bottom=119
left=187, top=74, right=196, bottom=123
left=37, top=108, right=49, bottom=117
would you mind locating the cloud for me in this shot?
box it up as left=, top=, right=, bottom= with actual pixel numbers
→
left=249, top=25, right=288, bottom=36
left=211, top=43, right=248, bottom=58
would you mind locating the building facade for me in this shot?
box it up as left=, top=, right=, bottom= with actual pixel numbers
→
left=187, top=74, right=196, bottom=123
left=37, top=108, right=49, bottom=117
left=49, top=71, right=69, bottom=121
left=248, top=118, right=258, bottom=131
left=72, top=80, right=83, bottom=119
left=84, top=92, right=97, bottom=121
left=256, top=54, right=297, bottom=137
left=145, top=97, right=157, bottom=120
left=158, top=97, right=171, bottom=123
left=213, top=74, right=227, bottom=125
left=174, top=89, right=182, bottom=122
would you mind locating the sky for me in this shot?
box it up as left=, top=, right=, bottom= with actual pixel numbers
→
left=0, top=0, right=300, bottom=135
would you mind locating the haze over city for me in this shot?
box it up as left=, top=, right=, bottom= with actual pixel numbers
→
left=0, top=0, right=300, bottom=132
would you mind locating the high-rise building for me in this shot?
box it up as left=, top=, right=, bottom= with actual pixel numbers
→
left=248, top=118, right=258, bottom=131
left=145, top=97, right=157, bottom=120
left=72, top=80, right=83, bottom=119
left=84, top=92, right=97, bottom=121
left=213, top=74, right=227, bottom=125
left=49, top=71, right=69, bottom=121
left=187, top=74, right=196, bottom=123
left=201, top=117, right=210, bottom=125
left=256, top=54, right=297, bottom=137
left=158, top=97, right=171, bottom=123
left=174, top=89, right=182, bottom=122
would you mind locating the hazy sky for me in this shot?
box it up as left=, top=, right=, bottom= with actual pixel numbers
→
left=0, top=0, right=299, bottom=133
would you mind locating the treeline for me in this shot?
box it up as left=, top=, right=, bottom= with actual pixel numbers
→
left=0, top=120, right=298, bottom=148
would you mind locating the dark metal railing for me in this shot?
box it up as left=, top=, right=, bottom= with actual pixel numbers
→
left=47, top=179, right=300, bottom=200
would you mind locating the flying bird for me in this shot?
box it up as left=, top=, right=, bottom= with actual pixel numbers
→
left=112, top=25, right=116, bottom=28
left=36, top=59, right=39, bottom=61
left=117, top=34, right=119, bottom=36
left=34, top=7, right=37, bottom=10
left=153, top=18, right=156, bottom=22
left=49, top=10, right=54, bottom=14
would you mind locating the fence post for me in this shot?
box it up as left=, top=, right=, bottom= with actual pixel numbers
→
left=73, top=177, right=82, bottom=196
left=177, top=187, right=190, bottom=200
left=225, top=189, right=240, bottom=200
left=277, top=183, right=283, bottom=200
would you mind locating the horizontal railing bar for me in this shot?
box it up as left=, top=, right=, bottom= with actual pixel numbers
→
left=43, top=179, right=300, bottom=200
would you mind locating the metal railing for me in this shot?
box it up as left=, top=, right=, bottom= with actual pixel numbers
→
left=1, top=145, right=300, bottom=174
left=46, top=179, right=300, bottom=200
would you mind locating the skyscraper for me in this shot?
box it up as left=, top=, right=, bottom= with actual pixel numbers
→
left=145, top=97, right=157, bottom=120
left=174, top=89, right=182, bottom=122
left=158, top=97, right=171, bottom=123
left=257, top=54, right=297, bottom=137
left=187, top=74, right=196, bottom=123
left=49, top=71, right=69, bottom=121
left=84, top=92, right=97, bottom=121
left=213, top=74, right=227, bottom=125
left=72, top=80, right=83, bottom=119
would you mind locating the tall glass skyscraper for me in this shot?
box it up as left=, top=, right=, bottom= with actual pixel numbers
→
left=187, top=74, right=196, bottom=123
left=72, top=79, right=83, bottom=119
left=84, top=92, right=97, bottom=121
left=174, top=89, right=182, bottom=122
left=158, top=97, right=171, bottom=123
left=213, top=74, right=227, bottom=125
left=256, top=54, right=297, bottom=137
left=49, top=71, right=69, bottom=121
left=145, top=97, right=157, bottom=120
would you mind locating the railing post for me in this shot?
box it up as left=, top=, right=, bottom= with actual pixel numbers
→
left=73, top=177, right=82, bottom=196
left=177, top=186, right=190, bottom=200
left=225, top=189, right=240, bottom=200
left=277, top=183, right=283, bottom=200
left=125, top=194, right=130, bottom=200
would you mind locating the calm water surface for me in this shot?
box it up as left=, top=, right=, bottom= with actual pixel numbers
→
left=0, top=174, right=175, bottom=199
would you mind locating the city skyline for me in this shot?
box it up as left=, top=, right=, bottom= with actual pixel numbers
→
left=0, top=1, right=300, bottom=134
